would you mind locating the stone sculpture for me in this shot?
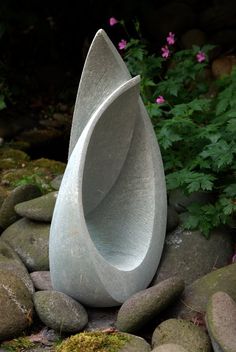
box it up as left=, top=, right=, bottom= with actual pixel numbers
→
left=49, top=29, right=167, bottom=307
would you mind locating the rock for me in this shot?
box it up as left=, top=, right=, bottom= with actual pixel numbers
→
left=33, top=290, right=88, bottom=333
left=116, top=277, right=184, bottom=333
left=166, top=206, right=179, bottom=233
left=1, top=218, right=50, bottom=271
left=0, top=269, right=33, bottom=341
left=56, top=331, right=151, bottom=352
left=0, top=147, right=30, bottom=170
left=206, top=291, right=236, bottom=352
left=171, top=263, right=236, bottom=321
left=85, top=306, right=118, bottom=331
left=0, top=184, right=42, bottom=229
left=169, top=190, right=213, bottom=213
left=152, top=319, right=211, bottom=352
left=120, top=333, right=151, bottom=351
left=0, top=239, right=34, bottom=294
left=152, top=344, right=188, bottom=352
left=0, top=186, right=8, bottom=208
left=15, top=191, right=58, bottom=222
left=50, top=174, right=63, bottom=190
left=30, top=271, right=53, bottom=291
left=181, top=29, right=206, bottom=49
left=212, top=56, right=236, bottom=79
left=152, top=226, right=233, bottom=286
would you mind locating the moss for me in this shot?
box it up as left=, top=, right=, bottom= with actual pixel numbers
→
left=29, top=158, right=65, bottom=174
left=56, top=331, right=130, bottom=352
left=0, top=148, right=30, bottom=161
left=0, top=336, right=35, bottom=351
left=1, top=158, right=65, bottom=194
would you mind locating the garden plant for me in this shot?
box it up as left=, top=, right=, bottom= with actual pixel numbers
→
left=109, top=18, right=236, bottom=237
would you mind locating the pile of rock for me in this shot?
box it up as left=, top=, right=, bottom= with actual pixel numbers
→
left=0, top=177, right=235, bottom=351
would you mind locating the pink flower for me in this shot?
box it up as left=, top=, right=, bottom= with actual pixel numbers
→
left=167, top=32, right=175, bottom=45
left=156, top=95, right=165, bottom=104
left=109, top=17, right=118, bottom=26
left=118, top=39, right=127, bottom=50
left=196, top=51, right=206, bottom=63
left=161, top=45, right=170, bottom=59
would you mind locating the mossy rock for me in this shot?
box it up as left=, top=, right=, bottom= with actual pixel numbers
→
left=15, top=191, right=58, bottom=222
left=34, top=290, right=88, bottom=333
left=1, top=157, right=66, bottom=194
left=0, top=336, right=36, bottom=351
left=0, top=147, right=29, bottom=159
left=153, top=226, right=233, bottom=286
left=170, top=263, right=236, bottom=321
left=56, top=331, right=151, bottom=352
left=1, top=217, right=50, bottom=271
left=0, top=239, right=34, bottom=294
left=152, top=319, right=211, bottom=352
left=0, top=269, right=33, bottom=341
left=0, top=184, right=42, bottom=229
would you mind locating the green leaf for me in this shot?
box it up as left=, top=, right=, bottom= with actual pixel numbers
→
left=0, top=95, right=6, bottom=110
left=200, top=139, right=234, bottom=169
left=224, top=184, right=236, bottom=197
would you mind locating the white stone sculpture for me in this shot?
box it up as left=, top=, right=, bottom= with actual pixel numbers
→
left=49, top=29, right=167, bottom=307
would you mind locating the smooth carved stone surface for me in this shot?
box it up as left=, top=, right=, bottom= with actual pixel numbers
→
left=49, top=29, right=167, bottom=307
left=206, top=291, right=236, bottom=352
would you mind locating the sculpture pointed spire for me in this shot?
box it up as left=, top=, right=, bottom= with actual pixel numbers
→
left=49, top=29, right=167, bottom=307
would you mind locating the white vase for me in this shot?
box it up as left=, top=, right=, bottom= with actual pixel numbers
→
left=49, top=30, right=167, bottom=307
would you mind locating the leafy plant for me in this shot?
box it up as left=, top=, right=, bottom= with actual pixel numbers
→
left=109, top=18, right=236, bottom=236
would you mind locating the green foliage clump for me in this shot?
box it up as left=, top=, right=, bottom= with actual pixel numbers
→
left=114, top=21, right=236, bottom=236
left=56, top=331, right=130, bottom=352
left=0, top=336, right=35, bottom=351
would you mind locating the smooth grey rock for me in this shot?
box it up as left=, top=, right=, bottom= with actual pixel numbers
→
left=170, top=263, right=236, bottom=321
left=206, top=291, right=236, bottom=352
left=33, top=290, right=88, bottom=333
left=116, top=277, right=184, bottom=333
left=49, top=29, right=167, bottom=307
left=0, top=269, right=33, bottom=341
left=152, top=226, right=233, bottom=286
left=152, top=319, right=211, bottom=352
left=0, top=184, right=41, bottom=229
left=30, top=271, right=53, bottom=291
left=0, top=239, right=34, bottom=294
left=50, top=174, right=63, bottom=190
left=152, top=344, right=188, bottom=352
left=15, top=191, right=58, bottom=222
left=1, top=218, right=49, bottom=272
